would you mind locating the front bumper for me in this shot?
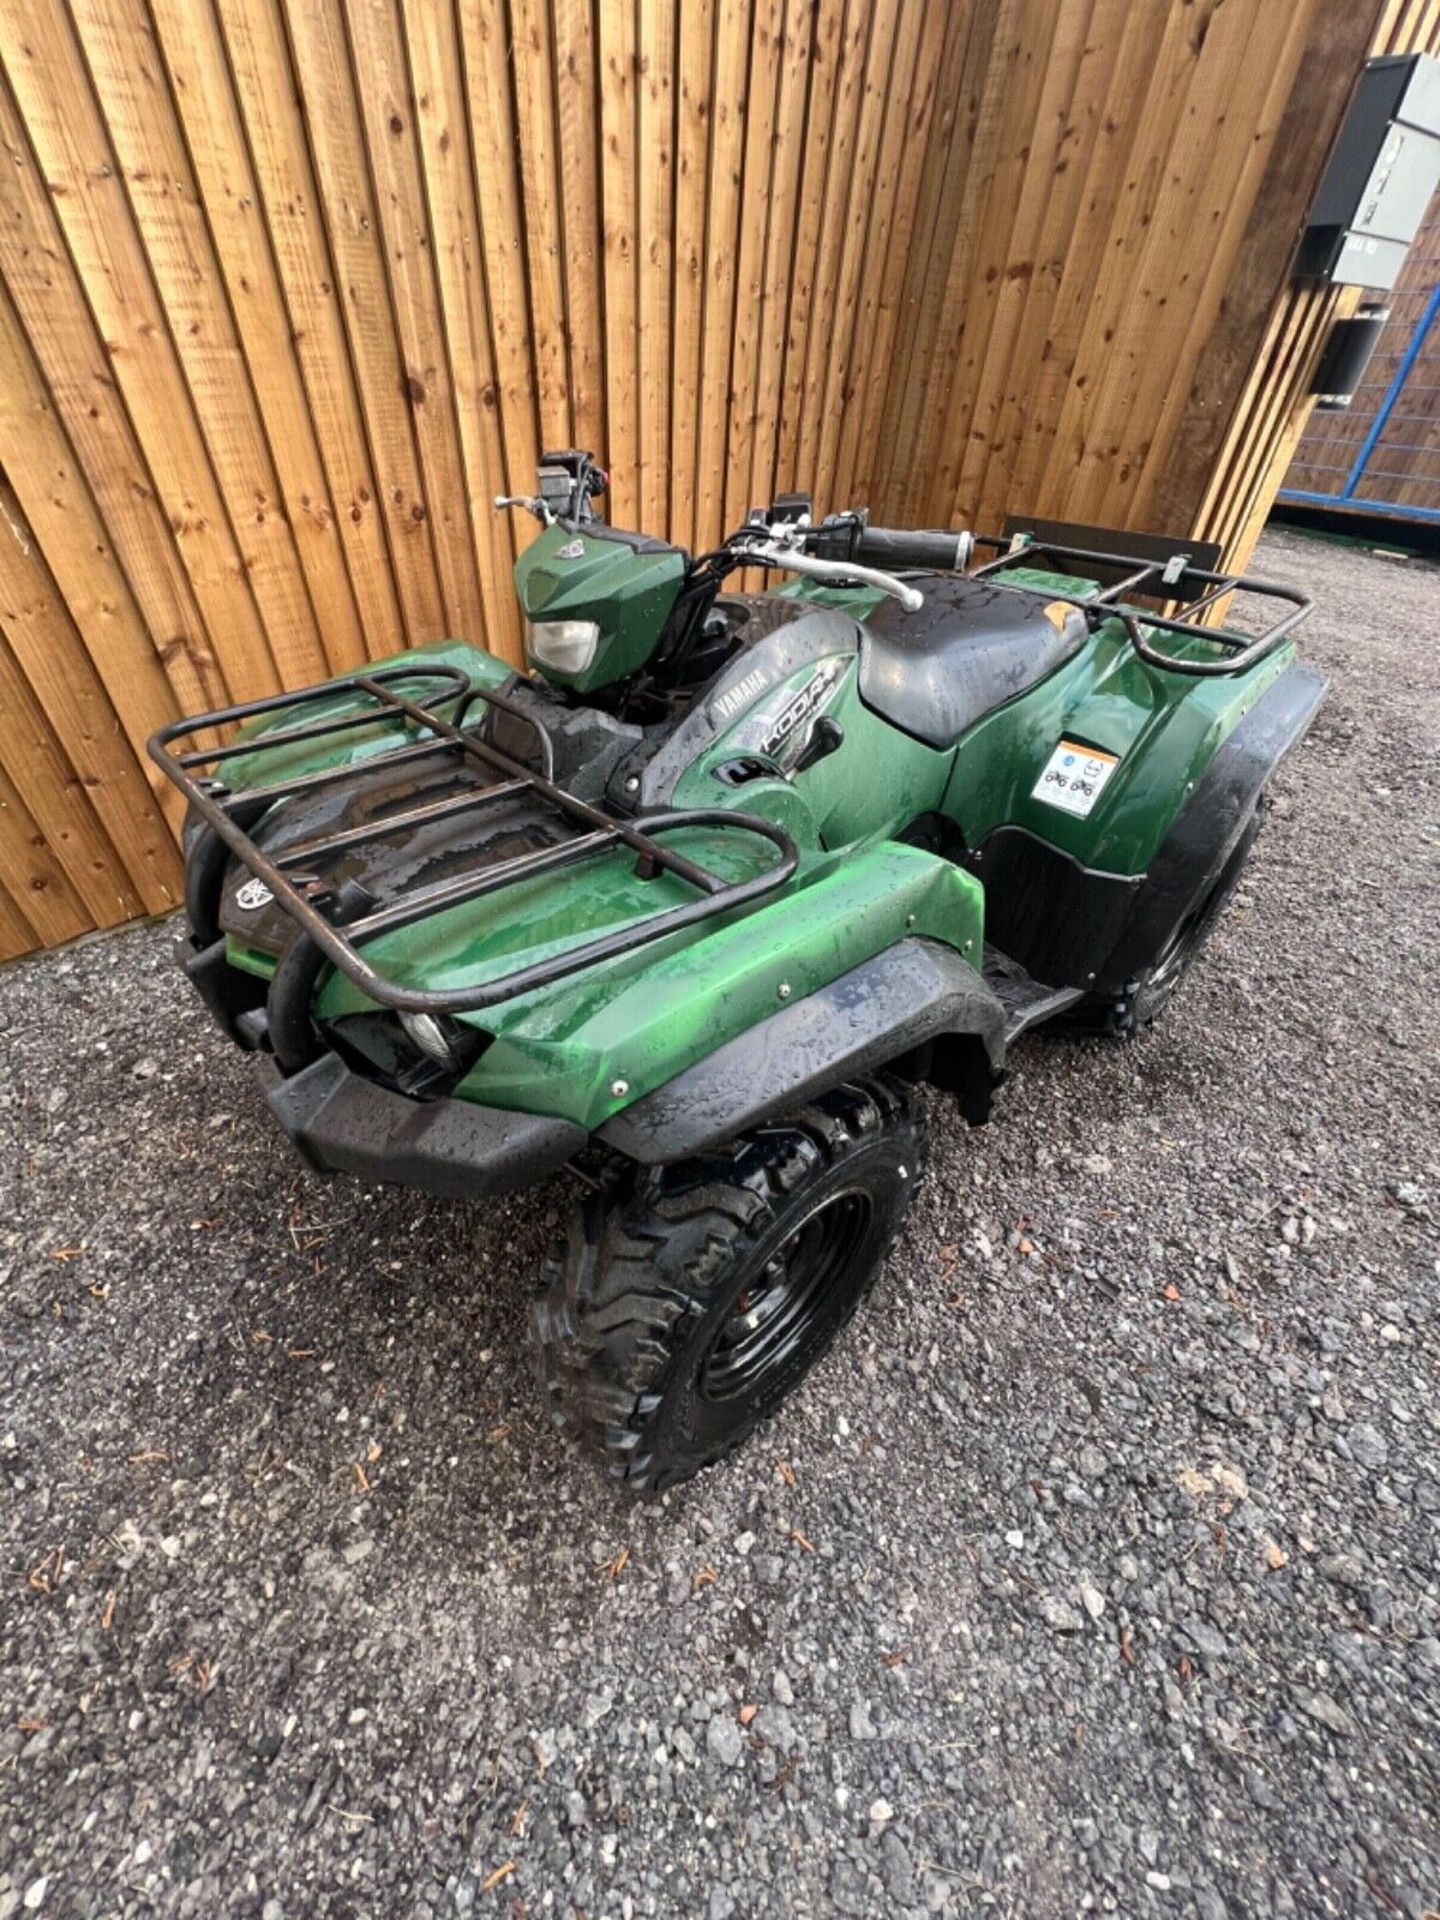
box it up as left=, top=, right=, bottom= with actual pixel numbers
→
left=260, top=1053, right=587, bottom=1200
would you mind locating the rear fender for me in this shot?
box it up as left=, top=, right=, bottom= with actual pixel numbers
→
left=1095, top=662, right=1328, bottom=990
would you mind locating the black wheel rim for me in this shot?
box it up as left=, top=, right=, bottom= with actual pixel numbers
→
left=1147, top=905, right=1204, bottom=996
left=699, top=1190, right=872, bottom=1404
left=1146, top=827, right=1254, bottom=1001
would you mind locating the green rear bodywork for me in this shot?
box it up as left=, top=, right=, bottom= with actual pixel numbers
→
left=220, top=563, right=1297, bottom=1132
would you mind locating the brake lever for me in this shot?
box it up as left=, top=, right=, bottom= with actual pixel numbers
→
left=733, top=537, right=925, bottom=612
left=494, top=493, right=554, bottom=526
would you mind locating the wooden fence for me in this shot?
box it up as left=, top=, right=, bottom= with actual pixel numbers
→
left=0, top=0, right=1432, bottom=959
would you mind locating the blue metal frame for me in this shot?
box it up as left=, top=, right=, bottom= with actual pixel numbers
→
left=1279, top=283, right=1440, bottom=526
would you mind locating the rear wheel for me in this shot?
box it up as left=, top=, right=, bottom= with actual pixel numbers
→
left=1077, top=807, right=1263, bottom=1037
left=533, top=1077, right=923, bottom=1491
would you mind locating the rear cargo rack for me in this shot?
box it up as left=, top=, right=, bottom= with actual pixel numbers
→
left=969, top=535, right=1311, bottom=675
left=148, top=665, right=799, bottom=1039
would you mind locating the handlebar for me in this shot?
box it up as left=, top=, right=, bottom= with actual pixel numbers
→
left=732, top=538, right=926, bottom=611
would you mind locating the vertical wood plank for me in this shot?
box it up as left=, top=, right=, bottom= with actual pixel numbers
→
left=944, top=0, right=1089, bottom=529
left=832, top=0, right=932, bottom=511
left=1058, top=0, right=1275, bottom=526
left=553, top=0, right=607, bottom=462
left=216, top=0, right=406, bottom=659
left=670, top=0, right=715, bottom=547
left=1151, top=0, right=1388, bottom=535
left=343, top=0, right=485, bottom=638
left=902, top=0, right=1064, bottom=527
left=724, top=0, right=785, bottom=536
left=0, top=268, right=198, bottom=770
left=810, top=0, right=900, bottom=514
left=744, top=0, right=813, bottom=520
left=774, top=0, right=846, bottom=494
left=458, top=0, right=542, bottom=535
left=0, top=471, right=179, bottom=912
left=1118, top=2, right=1315, bottom=531
left=512, top=0, right=573, bottom=450
left=694, top=0, right=751, bottom=549
left=637, top=0, right=677, bottom=534
left=148, top=0, right=368, bottom=675
left=968, top=0, right=1114, bottom=529
left=402, top=0, right=522, bottom=661
left=0, top=757, right=93, bottom=949
left=0, top=630, right=142, bottom=926
left=0, top=882, right=39, bottom=962
left=599, top=0, right=640, bottom=528
left=65, top=0, right=332, bottom=687
left=0, top=4, right=279, bottom=705
left=278, top=0, right=449, bottom=638
left=997, top=0, right=1174, bottom=525
left=872, top=1, right=999, bottom=520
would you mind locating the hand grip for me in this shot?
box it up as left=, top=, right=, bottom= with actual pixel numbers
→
left=853, top=527, right=972, bottom=572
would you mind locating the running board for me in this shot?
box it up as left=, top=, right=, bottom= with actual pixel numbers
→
left=983, top=945, right=1084, bottom=1042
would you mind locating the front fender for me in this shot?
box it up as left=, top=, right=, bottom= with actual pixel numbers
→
left=597, top=937, right=1006, bottom=1163
left=454, top=842, right=987, bottom=1131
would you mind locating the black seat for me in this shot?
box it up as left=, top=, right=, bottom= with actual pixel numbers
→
left=858, top=575, right=1087, bottom=749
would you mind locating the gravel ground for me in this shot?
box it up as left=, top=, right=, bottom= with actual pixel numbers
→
left=3, top=526, right=1438, bottom=1920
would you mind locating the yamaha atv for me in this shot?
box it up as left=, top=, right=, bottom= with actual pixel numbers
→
left=150, top=450, right=1324, bottom=1490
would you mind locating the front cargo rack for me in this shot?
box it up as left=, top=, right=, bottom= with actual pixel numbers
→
left=148, top=665, right=799, bottom=1042
left=969, top=534, right=1312, bottom=676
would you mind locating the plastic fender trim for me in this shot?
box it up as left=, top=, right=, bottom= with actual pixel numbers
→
left=964, top=825, right=1145, bottom=990
left=1094, top=662, right=1329, bottom=992
left=596, top=937, right=1006, bottom=1165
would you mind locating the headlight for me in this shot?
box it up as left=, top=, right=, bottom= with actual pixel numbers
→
left=525, top=618, right=600, bottom=675
left=399, top=1011, right=462, bottom=1064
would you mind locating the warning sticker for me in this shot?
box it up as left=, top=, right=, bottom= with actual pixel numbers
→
left=1032, top=740, right=1119, bottom=818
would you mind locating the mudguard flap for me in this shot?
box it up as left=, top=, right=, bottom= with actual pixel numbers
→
left=1096, top=661, right=1328, bottom=990
left=597, top=937, right=1005, bottom=1164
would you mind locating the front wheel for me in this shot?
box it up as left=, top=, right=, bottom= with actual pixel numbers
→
left=533, top=1077, right=924, bottom=1491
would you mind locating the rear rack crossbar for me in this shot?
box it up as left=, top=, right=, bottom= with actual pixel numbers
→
left=969, top=535, right=1311, bottom=676
left=148, top=665, right=799, bottom=1027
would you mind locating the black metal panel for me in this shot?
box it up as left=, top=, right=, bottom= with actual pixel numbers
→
left=1000, top=516, right=1222, bottom=600
left=1298, top=54, right=1440, bottom=290
left=1310, top=311, right=1390, bottom=408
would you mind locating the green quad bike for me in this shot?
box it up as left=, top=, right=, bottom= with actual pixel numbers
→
left=150, top=450, right=1325, bottom=1491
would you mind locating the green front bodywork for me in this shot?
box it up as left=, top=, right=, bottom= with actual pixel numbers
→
left=514, top=523, right=685, bottom=693
left=219, top=563, right=1297, bottom=1135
